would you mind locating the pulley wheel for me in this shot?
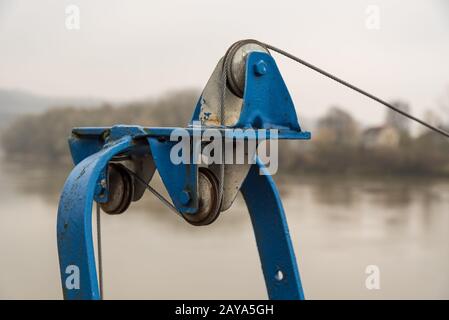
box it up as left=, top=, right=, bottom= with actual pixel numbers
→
left=100, top=163, right=134, bottom=215
left=224, top=40, right=269, bottom=98
left=183, top=168, right=221, bottom=226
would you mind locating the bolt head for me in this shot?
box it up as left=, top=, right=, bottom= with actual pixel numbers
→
left=180, top=190, right=191, bottom=205
left=254, top=60, right=268, bottom=76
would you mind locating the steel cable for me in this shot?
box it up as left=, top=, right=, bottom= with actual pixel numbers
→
left=257, top=41, right=449, bottom=139
left=96, top=202, right=104, bottom=299
left=122, top=167, right=182, bottom=217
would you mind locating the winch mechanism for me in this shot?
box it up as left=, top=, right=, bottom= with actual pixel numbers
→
left=57, top=39, right=448, bottom=300
left=57, top=39, right=310, bottom=300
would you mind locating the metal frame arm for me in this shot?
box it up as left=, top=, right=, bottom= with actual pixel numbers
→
left=241, top=159, right=305, bottom=300
left=57, top=137, right=133, bottom=300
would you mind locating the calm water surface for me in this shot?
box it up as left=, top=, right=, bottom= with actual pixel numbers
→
left=0, top=159, right=448, bottom=299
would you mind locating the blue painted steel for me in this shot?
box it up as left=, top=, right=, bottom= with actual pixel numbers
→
left=68, top=136, right=104, bottom=166
left=69, top=125, right=147, bottom=165
left=72, top=127, right=311, bottom=141
left=144, top=127, right=310, bottom=140
left=236, top=52, right=302, bottom=130
left=147, top=137, right=198, bottom=214
left=57, top=136, right=134, bottom=299
left=241, top=158, right=304, bottom=300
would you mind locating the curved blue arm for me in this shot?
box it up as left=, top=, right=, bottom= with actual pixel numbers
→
left=57, top=137, right=133, bottom=300
left=240, top=159, right=305, bottom=300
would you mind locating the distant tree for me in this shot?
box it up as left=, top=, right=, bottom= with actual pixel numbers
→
left=438, top=86, right=449, bottom=128
left=423, top=109, right=440, bottom=126
left=385, top=100, right=411, bottom=135
left=315, top=106, right=360, bottom=146
left=2, top=92, right=448, bottom=176
left=0, top=89, right=199, bottom=162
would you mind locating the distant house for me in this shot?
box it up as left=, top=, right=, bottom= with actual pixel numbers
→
left=362, top=125, right=400, bottom=149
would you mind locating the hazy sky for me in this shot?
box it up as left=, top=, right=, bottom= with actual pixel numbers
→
left=1, top=0, right=448, bottom=125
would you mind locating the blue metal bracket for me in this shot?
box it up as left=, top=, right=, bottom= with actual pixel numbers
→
left=237, top=52, right=302, bottom=130
left=147, top=137, right=198, bottom=214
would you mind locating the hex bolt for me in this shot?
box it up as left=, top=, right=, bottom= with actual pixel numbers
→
left=254, top=60, right=268, bottom=76
left=180, top=190, right=191, bottom=205
left=98, top=179, right=107, bottom=198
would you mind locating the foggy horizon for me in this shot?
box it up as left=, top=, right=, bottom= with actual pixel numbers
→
left=1, top=0, right=449, bottom=127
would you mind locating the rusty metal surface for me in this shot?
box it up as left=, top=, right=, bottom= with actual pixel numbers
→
left=198, top=57, right=244, bottom=127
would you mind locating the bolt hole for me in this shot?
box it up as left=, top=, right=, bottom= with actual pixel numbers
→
left=275, top=270, right=284, bottom=281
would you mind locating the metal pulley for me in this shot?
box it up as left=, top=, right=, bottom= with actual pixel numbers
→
left=182, top=168, right=221, bottom=226
left=224, top=40, right=270, bottom=98
left=100, top=163, right=133, bottom=214
left=101, top=162, right=221, bottom=226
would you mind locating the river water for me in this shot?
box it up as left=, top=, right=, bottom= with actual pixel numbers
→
left=0, top=159, right=448, bottom=299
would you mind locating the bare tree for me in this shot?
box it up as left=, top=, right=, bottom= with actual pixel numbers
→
left=385, top=100, right=411, bottom=134
left=438, top=86, right=449, bottom=128
left=316, top=106, right=360, bottom=146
